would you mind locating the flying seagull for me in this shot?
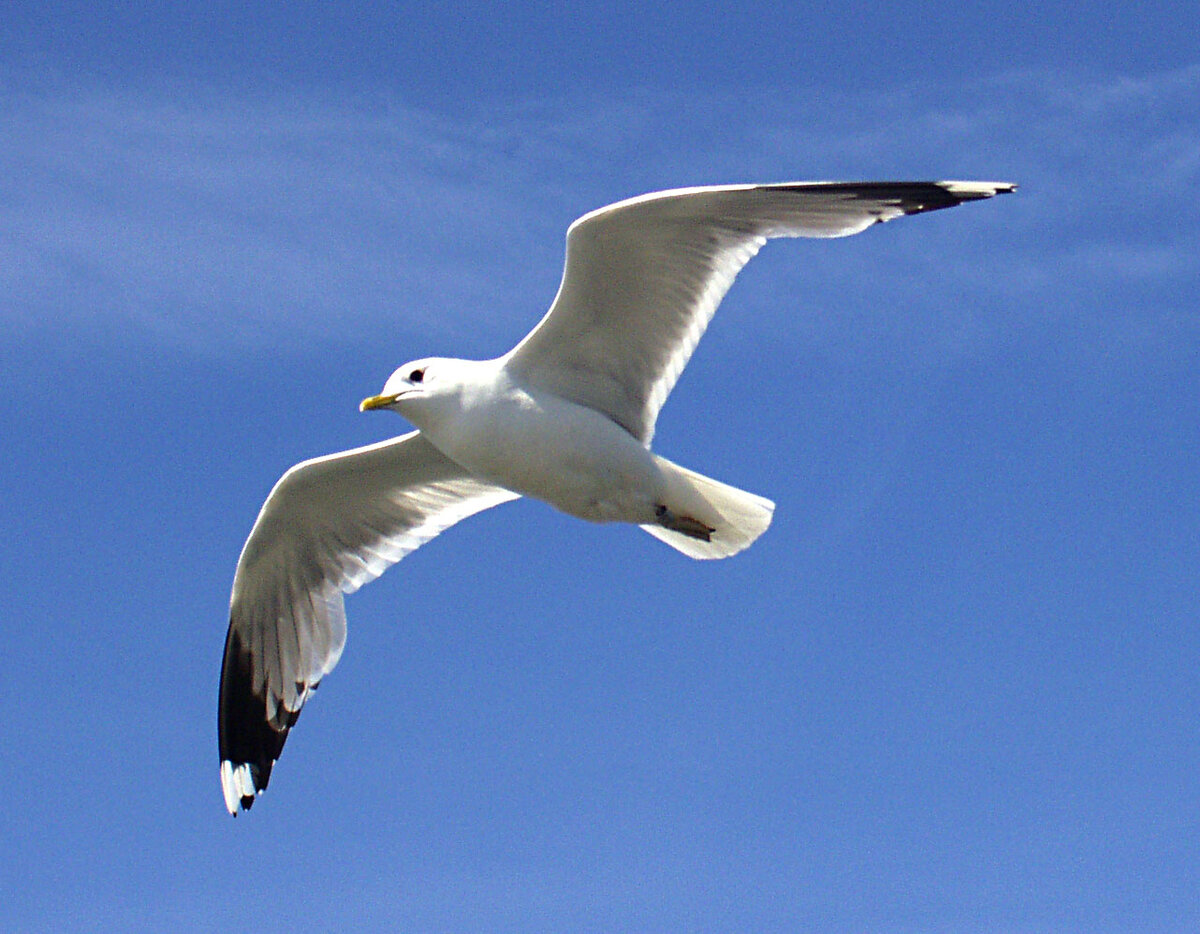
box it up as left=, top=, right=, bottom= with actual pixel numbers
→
left=218, top=180, right=1015, bottom=814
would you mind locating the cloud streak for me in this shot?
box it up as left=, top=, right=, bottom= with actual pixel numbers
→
left=2, top=66, right=1196, bottom=366
left=1, top=90, right=543, bottom=353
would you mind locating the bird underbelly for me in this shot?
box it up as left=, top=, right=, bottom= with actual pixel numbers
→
left=510, top=449, right=659, bottom=523
left=434, top=397, right=663, bottom=525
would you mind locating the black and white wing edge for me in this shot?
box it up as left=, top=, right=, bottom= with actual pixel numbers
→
left=218, top=431, right=518, bottom=814
left=505, top=180, right=1016, bottom=444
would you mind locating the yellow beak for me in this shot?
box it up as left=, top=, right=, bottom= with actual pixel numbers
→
left=359, top=394, right=400, bottom=412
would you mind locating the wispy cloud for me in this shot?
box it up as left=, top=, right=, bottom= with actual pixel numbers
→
left=0, top=89, right=549, bottom=353
left=2, top=66, right=1196, bottom=366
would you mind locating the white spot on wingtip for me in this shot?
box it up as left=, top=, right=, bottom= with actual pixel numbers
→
left=220, top=760, right=240, bottom=815
left=940, top=180, right=1018, bottom=196
left=220, top=760, right=261, bottom=816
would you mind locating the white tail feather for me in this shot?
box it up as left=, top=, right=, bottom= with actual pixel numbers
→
left=640, top=456, right=774, bottom=559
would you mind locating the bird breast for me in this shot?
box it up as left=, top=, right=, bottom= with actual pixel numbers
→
left=428, top=383, right=663, bottom=524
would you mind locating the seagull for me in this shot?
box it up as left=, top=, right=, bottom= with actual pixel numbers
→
left=218, top=180, right=1015, bottom=814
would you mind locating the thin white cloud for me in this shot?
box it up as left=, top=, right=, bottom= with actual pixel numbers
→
left=2, top=66, right=1196, bottom=367
left=0, top=90, right=537, bottom=353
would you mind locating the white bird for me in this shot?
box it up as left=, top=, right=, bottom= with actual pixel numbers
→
left=218, top=180, right=1015, bottom=814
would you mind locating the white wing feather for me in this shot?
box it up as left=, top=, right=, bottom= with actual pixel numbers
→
left=218, top=431, right=518, bottom=813
left=505, top=181, right=1015, bottom=443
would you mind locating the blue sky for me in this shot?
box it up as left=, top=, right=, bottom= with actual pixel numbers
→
left=2, top=3, right=1198, bottom=932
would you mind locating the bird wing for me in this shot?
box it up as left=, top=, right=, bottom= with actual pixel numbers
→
left=504, top=181, right=1015, bottom=443
left=218, top=430, right=518, bottom=814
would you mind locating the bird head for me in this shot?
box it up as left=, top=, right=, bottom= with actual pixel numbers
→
left=360, top=358, right=464, bottom=428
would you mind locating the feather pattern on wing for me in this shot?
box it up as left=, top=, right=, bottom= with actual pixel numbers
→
left=505, top=181, right=1014, bottom=443
left=218, top=431, right=518, bottom=813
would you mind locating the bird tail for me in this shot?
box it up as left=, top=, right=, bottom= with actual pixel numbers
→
left=640, top=455, right=775, bottom=559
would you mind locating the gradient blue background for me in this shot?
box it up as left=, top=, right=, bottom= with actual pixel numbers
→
left=2, top=3, right=1198, bottom=931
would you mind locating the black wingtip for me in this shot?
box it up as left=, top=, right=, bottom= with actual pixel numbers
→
left=218, top=621, right=292, bottom=814
left=859, top=181, right=1016, bottom=215
left=779, top=180, right=1016, bottom=217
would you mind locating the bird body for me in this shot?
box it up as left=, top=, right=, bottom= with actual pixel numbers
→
left=375, top=357, right=666, bottom=525
left=219, top=179, right=1016, bottom=814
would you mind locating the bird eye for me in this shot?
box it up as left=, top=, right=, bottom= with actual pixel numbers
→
left=409, top=368, right=425, bottom=383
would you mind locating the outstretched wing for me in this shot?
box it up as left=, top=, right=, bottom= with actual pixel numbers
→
left=505, top=181, right=1015, bottom=443
left=219, top=431, right=518, bottom=814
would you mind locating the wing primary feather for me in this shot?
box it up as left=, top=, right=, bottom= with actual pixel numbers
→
left=505, top=179, right=1014, bottom=443
left=218, top=432, right=519, bottom=814
left=218, top=622, right=289, bottom=811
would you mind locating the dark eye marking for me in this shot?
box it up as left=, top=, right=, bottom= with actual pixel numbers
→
left=409, top=368, right=425, bottom=383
